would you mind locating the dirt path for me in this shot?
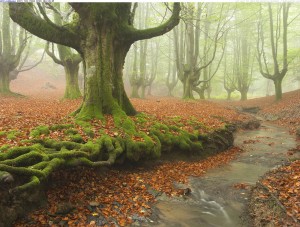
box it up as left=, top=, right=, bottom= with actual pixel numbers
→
left=148, top=122, right=296, bottom=227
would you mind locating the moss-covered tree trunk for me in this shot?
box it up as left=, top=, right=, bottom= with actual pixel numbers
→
left=10, top=3, right=180, bottom=119
left=64, top=61, right=81, bottom=99
left=77, top=25, right=136, bottom=119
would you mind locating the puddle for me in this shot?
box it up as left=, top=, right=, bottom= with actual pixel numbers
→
left=150, top=122, right=296, bottom=227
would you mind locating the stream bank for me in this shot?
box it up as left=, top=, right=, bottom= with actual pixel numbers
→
left=147, top=122, right=296, bottom=227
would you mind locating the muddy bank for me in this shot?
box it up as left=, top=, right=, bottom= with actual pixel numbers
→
left=148, top=122, right=296, bottom=227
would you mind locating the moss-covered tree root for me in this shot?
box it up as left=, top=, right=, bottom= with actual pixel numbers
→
left=0, top=115, right=234, bottom=194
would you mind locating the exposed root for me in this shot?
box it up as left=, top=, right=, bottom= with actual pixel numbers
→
left=0, top=114, right=234, bottom=195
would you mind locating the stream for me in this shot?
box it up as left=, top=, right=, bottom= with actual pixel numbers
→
left=148, top=122, right=296, bottom=227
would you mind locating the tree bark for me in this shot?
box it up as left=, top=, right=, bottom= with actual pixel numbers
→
left=274, top=78, right=283, bottom=101
left=240, top=89, right=248, bottom=101
left=0, top=67, right=10, bottom=93
left=227, top=91, right=232, bottom=100
left=64, top=61, right=81, bottom=99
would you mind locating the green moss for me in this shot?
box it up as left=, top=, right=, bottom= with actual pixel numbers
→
left=30, top=125, right=50, bottom=138
left=12, top=176, right=41, bottom=193
left=76, top=104, right=104, bottom=121
left=75, top=119, right=92, bottom=128
left=0, top=144, right=10, bottom=152
left=65, top=128, right=78, bottom=135
left=49, top=124, right=74, bottom=130
left=0, top=146, right=32, bottom=161
left=7, top=130, right=20, bottom=140
left=0, top=131, right=6, bottom=136
left=40, top=139, right=82, bottom=151
left=80, top=140, right=100, bottom=154
left=1, top=151, right=46, bottom=167
left=84, top=128, right=94, bottom=138
left=69, top=134, right=84, bottom=143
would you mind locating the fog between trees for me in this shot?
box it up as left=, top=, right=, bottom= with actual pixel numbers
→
left=1, top=2, right=300, bottom=102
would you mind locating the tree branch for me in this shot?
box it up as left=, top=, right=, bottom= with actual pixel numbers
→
left=126, top=3, right=181, bottom=42
left=45, top=42, right=63, bottom=65
left=9, top=3, right=81, bottom=52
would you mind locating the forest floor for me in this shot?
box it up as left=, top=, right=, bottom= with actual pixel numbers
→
left=0, top=88, right=299, bottom=226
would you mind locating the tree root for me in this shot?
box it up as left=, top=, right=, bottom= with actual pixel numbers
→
left=0, top=116, right=234, bottom=195
left=0, top=136, right=123, bottom=194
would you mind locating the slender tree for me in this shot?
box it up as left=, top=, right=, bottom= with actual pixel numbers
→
left=129, top=44, right=141, bottom=98
left=166, top=36, right=178, bottom=96
left=0, top=4, right=27, bottom=94
left=10, top=3, right=180, bottom=119
left=45, top=3, right=82, bottom=99
left=146, top=40, right=159, bottom=96
left=257, top=3, right=291, bottom=101
left=174, top=3, right=228, bottom=99
left=233, top=24, right=254, bottom=101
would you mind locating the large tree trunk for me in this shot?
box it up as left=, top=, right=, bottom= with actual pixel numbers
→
left=63, top=61, right=81, bottom=99
left=274, top=78, right=283, bottom=101
left=77, top=26, right=136, bottom=119
left=10, top=3, right=180, bottom=119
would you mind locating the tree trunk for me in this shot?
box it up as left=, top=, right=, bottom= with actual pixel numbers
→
left=274, top=78, right=282, bottom=101
left=131, top=84, right=140, bottom=98
left=199, top=89, right=205, bottom=100
left=240, top=89, right=248, bottom=101
left=227, top=91, right=231, bottom=100
left=182, top=76, right=194, bottom=99
left=140, top=85, right=146, bottom=99
left=77, top=27, right=136, bottom=119
left=0, top=67, right=10, bottom=94
left=63, top=61, right=81, bottom=99
left=147, top=85, right=152, bottom=96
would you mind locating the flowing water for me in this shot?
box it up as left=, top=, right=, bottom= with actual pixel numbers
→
left=149, top=122, right=297, bottom=227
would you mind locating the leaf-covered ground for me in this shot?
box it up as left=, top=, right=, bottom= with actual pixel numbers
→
left=250, top=160, right=300, bottom=226
left=0, top=96, right=251, bottom=150
left=228, top=89, right=300, bottom=134
left=2, top=88, right=300, bottom=226
left=0, top=94, right=250, bottom=226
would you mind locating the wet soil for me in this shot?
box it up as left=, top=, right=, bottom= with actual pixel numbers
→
left=148, top=122, right=297, bottom=227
